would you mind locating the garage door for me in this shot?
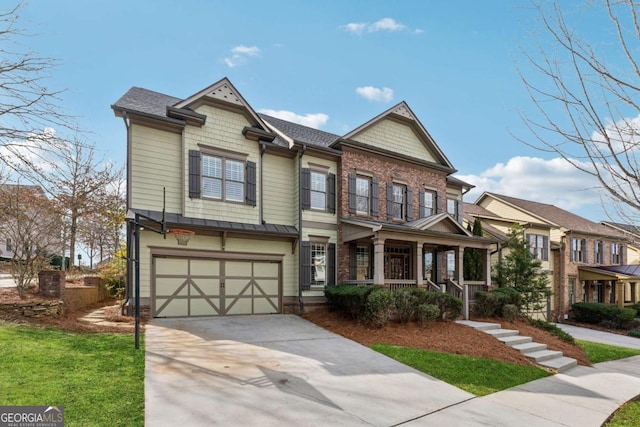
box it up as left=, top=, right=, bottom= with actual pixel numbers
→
left=152, top=256, right=281, bottom=317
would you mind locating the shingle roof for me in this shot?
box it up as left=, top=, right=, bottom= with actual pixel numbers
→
left=485, top=193, right=624, bottom=237
left=258, top=114, right=340, bottom=148
left=112, top=87, right=181, bottom=118
left=602, top=221, right=640, bottom=237
left=132, top=209, right=298, bottom=236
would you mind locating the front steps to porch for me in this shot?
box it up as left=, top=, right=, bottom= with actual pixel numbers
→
left=456, top=320, right=578, bottom=372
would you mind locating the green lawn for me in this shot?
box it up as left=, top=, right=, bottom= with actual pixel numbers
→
left=577, top=340, right=640, bottom=364
left=606, top=399, right=640, bottom=426
left=0, top=324, right=144, bottom=427
left=372, top=344, right=551, bottom=396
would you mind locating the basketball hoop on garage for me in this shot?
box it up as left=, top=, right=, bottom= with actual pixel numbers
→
left=167, top=229, right=195, bottom=246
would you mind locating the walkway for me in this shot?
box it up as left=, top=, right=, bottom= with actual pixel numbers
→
left=555, top=323, right=640, bottom=349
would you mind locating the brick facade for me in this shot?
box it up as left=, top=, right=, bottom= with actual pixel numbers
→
left=38, top=271, right=110, bottom=313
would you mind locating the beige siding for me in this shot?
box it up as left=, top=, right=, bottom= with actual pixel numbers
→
left=139, top=231, right=297, bottom=298
left=263, top=154, right=296, bottom=225
left=302, top=228, right=337, bottom=243
left=302, top=156, right=339, bottom=225
left=481, top=198, right=545, bottom=225
left=130, top=124, right=182, bottom=213
left=183, top=106, right=260, bottom=223
left=354, top=119, right=437, bottom=162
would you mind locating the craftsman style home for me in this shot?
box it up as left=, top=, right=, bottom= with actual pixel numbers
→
left=468, top=192, right=638, bottom=320
left=112, top=77, right=493, bottom=318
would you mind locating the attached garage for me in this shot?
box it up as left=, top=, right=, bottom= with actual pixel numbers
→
left=152, top=251, right=282, bottom=317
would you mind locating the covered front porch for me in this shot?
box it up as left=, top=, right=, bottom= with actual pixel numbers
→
left=340, top=214, right=495, bottom=319
left=578, top=265, right=640, bottom=308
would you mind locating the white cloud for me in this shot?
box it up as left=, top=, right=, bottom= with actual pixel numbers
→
left=224, top=45, right=260, bottom=68
left=457, top=156, right=604, bottom=213
left=259, top=109, right=329, bottom=129
left=356, top=86, right=394, bottom=102
left=343, top=18, right=415, bottom=34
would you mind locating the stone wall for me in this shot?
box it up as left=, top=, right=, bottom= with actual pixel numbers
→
left=38, top=271, right=110, bottom=313
left=0, top=300, right=64, bottom=318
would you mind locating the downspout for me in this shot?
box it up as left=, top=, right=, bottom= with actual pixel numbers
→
left=259, top=141, right=266, bottom=224
left=298, top=144, right=307, bottom=314
left=122, top=112, right=133, bottom=316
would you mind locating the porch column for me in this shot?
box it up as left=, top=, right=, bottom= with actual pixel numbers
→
left=415, top=242, right=423, bottom=288
left=618, top=281, right=625, bottom=308
left=373, top=238, right=385, bottom=286
left=485, top=248, right=492, bottom=289
left=633, top=283, right=638, bottom=303
left=458, top=246, right=468, bottom=320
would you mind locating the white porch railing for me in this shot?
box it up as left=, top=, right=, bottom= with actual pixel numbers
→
left=384, top=279, right=417, bottom=291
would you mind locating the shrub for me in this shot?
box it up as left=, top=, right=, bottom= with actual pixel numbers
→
left=628, top=329, right=640, bottom=338
left=491, top=287, right=523, bottom=309
left=363, top=288, right=395, bottom=328
left=423, top=291, right=462, bottom=320
left=629, top=302, right=640, bottom=315
left=571, top=302, right=636, bottom=329
left=325, top=285, right=375, bottom=319
left=528, top=318, right=575, bottom=343
left=502, top=304, right=519, bottom=322
left=416, top=304, right=440, bottom=327
left=474, top=291, right=503, bottom=317
left=98, top=253, right=126, bottom=299
left=395, top=287, right=428, bottom=323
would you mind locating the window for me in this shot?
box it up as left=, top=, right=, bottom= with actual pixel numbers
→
left=355, top=177, right=370, bottom=214
left=421, top=190, right=436, bottom=217
left=570, top=238, right=586, bottom=262
left=446, top=251, right=456, bottom=279
left=310, top=171, right=327, bottom=210
left=568, top=277, right=576, bottom=305
left=424, top=252, right=433, bottom=281
left=447, top=197, right=461, bottom=222
left=5, top=239, right=11, bottom=252
left=311, top=243, right=326, bottom=286
left=526, top=234, right=548, bottom=261
left=595, top=241, right=604, bottom=264
left=391, top=184, right=405, bottom=220
left=611, top=243, right=623, bottom=264
left=202, top=154, right=244, bottom=202
left=355, top=245, right=370, bottom=280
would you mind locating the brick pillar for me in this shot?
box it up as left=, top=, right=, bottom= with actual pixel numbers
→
left=38, top=270, right=65, bottom=297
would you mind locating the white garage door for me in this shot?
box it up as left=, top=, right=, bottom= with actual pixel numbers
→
left=152, top=256, right=281, bottom=317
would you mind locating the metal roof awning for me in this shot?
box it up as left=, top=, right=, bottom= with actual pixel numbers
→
left=578, top=265, right=640, bottom=281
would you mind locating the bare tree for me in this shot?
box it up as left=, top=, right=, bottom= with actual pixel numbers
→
left=518, top=0, right=640, bottom=221
left=0, top=2, right=75, bottom=173
left=0, top=184, right=61, bottom=297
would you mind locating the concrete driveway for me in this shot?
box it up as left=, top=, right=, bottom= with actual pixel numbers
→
left=145, top=315, right=474, bottom=426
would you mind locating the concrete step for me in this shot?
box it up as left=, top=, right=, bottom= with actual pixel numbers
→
left=485, top=328, right=519, bottom=338
left=525, top=349, right=563, bottom=363
left=538, top=356, right=578, bottom=372
left=455, top=320, right=501, bottom=331
left=498, top=335, right=532, bottom=346
left=511, top=342, right=547, bottom=354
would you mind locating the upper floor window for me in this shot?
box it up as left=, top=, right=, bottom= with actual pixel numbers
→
left=301, top=168, right=335, bottom=213
left=310, top=171, right=327, bottom=210
left=570, top=238, right=586, bottom=263
left=447, top=196, right=462, bottom=223
left=611, top=243, right=623, bottom=265
left=202, top=154, right=244, bottom=202
left=526, top=233, right=548, bottom=261
left=595, top=241, right=604, bottom=264
left=356, top=176, right=370, bottom=214
left=5, top=238, right=11, bottom=252
left=390, top=184, right=406, bottom=220
left=421, top=189, right=436, bottom=217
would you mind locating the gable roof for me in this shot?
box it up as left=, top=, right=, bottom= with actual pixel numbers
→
left=257, top=114, right=340, bottom=148
left=478, top=192, right=624, bottom=237
left=337, top=101, right=455, bottom=170
left=112, top=87, right=182, bottom=120
left=601, top=221, right=640, bottom=237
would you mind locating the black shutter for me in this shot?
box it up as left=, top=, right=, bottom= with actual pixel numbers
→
left=301, top=168, right=311, bottom=210
left=301, top=241, right=311, bottom=291
left=245, top=161, right=256, bottom=206
left=435, top=193, right=440, bottom=214
left=327, top=243, right=336, bottom=285
left=349, top=243, right=357, bottom=280
left=188, top=150, right=201, bottom=199
left=456, top=201, right=462, bottom=223
left=583, top=239, right=588, bottom=263
left=419, top=189, right=426, bottom=218
left=348, top=172, right=357, bottom=214
left=328, top=173, right=336, bottom=214
left=406, top=186, right=414, bottom=221
left=371, top=178, right=379, bottom=217
left=386, top=182, right=393, bottom=220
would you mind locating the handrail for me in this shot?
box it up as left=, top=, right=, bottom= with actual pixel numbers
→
left=447, top=279, right=463, bottom=292
left=425, top=279, right=441, bottom=292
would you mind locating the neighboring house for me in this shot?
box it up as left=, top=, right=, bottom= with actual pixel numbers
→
left=474, top=192, right=638, bottom=320
left=601, top=222, right=640, bottom=264
left=112, top=77, right=493, bottom=318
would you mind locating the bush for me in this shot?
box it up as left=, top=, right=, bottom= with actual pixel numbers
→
left=571, top=302, right=636, bottom=329
left=629, top=302, right=640, bottom=315
left=491, top=287, right=523, bottom=308
left=395, top=287, right=428, bottom=323
left=416, top=304, right=440, bottom=327
left=474, top=291, right=503, bottom=317
left=98, top=254, right=126, bottom=299
left=502, top=304, right=519, bottom=322
left=325, top=285, right=375, bottom=319
left=628, top=329, right=640, bottom=338
left=422, top=291, right=462, bottom=320
left=363, top=288, right=395, bottom=328
left=528, top=318, right=575, bottom=343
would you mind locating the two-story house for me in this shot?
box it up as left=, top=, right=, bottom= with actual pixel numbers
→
left=112, top=77, right=493, bottom=319
left=474, top=192, right=638, bottom=320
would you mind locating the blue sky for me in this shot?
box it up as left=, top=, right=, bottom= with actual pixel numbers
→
left=16, top=1, right=628, bottom=222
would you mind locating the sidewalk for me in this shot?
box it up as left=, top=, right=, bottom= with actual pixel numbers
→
left=555, top=323, right=640, bottom=349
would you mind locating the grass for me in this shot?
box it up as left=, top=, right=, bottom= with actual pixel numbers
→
left=0, top=324, right=144, bottom=427
left=606, top=398, right=640, bottom=426
left=577, top=340, right=640, bottom=364
left=372, top=344, right=551, bottom=396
